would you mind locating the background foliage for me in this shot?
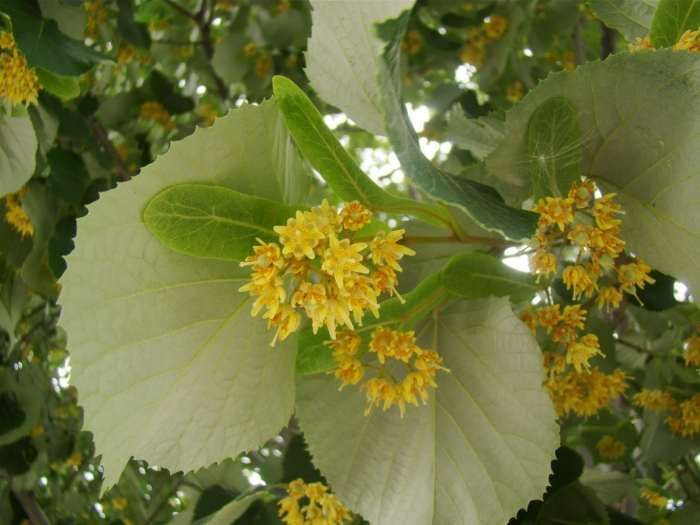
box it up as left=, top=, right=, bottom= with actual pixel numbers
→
left=0, top=0, right=699, bottom=524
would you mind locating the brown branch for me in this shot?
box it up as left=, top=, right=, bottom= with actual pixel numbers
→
left=87, top=118, right=131, bottom=182
left=162, top=0, right=229, bottom=99
left=12, top=490, right=50, bottom=525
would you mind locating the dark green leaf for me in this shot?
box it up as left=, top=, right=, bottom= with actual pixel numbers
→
left=194, top=485, right=241, bottom=521
left=117, top=0, right=150, bottom=49
left=46, top=147, right=90, bottom=205
left=282, top=434, right=323, bottom=484
left=35, top=68, right=80, bottom=100
left=149, top=70, right=193, bottom=114
left=650, top=0, right=700, bottom=47
left=536, top=481, right=609, bottom=525
left=0, top=0, right=107, bottom=75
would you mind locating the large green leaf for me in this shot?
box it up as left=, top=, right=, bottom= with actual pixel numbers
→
left=527, top=96, right=582, bottom=198
left=296, top=298, right=558, bottom=525
left=143, top=184, right=295, bottom=262
left=445, top=109, right=504, bottom=162
left=0, top=115, right=37, bottom=198
left=272, top=76, right=449, bottom=227
left=485, top=50, right=700, bottom=295
left=588, top=0, right=659, bottom=41
left=60, top=100, right=310, bottom=487
left=650, top=0, right=700, bottom=47
left=441, top=252, right=540, bottom=303
left=304, top=0, right=414, bottom=135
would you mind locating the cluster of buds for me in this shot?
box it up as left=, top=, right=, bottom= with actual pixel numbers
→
left=459, top=15, right=508, bottom=66
left=239, top=200, right=415, bottom=345
left=329, top=327, right=448, bottom=417
left=632, top=334, right=700, bottom=439
left=278, top=479, right=352, bottom=525
left=630, top=28, right=700, bottom=53
left=0, top=31, right=40, bottom=106
left=532, top=179, right=654, bottom=309
left=139, top=101, right=176, bottom=130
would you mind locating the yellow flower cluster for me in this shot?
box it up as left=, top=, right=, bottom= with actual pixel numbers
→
left=675, top=29, right=700, bottom=52
left=85, top=0, right=108, bottom=41
left=4, top=187, right=34, bottom=238
left=505, top=80, right=524, bottom=103
left=330, top=327, right=447, bottom=417
left=0, top=32, right=41, bottom=105
left=544, top=367, right=626, bottom=418
left=629, top=29, right=700, bottom=53
left=545, top=50, right=576, bottom=70
left=240, top=201, right=415, bottom=345
left=278, top=479, right=351, bottom=525
left=684, top=335, right=700, bottom=366
left=532, top=179, right=654, bottom=307
left=402, top=30, right=424, bottom=56
left=633, top=388, right=700, bottom=439
left=116, top=44, right=137, bottom=65
left=596, top=435, right=625, bottom=460
left=458, top=15, right=508, bottom=66
left=640, top=488, right=668, bottom=509
left=139, top=101, right=176, bottom=130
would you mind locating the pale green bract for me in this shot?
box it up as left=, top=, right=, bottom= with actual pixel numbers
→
left=296, top=297, right=558, bottom=525
left=0, top=115, right=37, bottom=197
left=486, top=50, right=700, bottom=295
left=588, top=0, right=659, bottom=41
left=60, top=100, right=310, bottom=487
left=143, top=183, right=296, bottom=262
left=304, top=0, right=413, bottom=135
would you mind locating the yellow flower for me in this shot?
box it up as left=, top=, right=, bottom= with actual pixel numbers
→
left=545, top=368, right=626, bottom=417
left=85, top=0, right=108, bottom=40
left=459, top=43, right=485, bottom=65
left=568, top=179, right=596, bottom=209
left=327, top=330, right=361, bottom=356
left=333, top=355, right=364, bottom=388
left=505, top=80, right=523, bottom=103
left=291, top=281, right=328, bottom=333
left=111, top=497, right=128, bottom=511
left=0, top=31, right=15, bottom=51
left=139, top=101, right=176, bottom=130
left=666, top=394, right=700, bottom=438
left=562, top=264, right=597, bottom=300
left=339, top=201, right=372, bottom=231
left=596, top=435, right=625, bottom=460
left=592, top=193, right=623, bottom=230
left=275, top=211, right=325, bottom=260
left=322, top=235, right=369, bottom=289
left=632, top=389, right=678, bottom=411
left=640, top=488, right=668, bottom=509
left=369, top=229, right=415, bottom=271
left=66, top=452, right=82, bottom=467
left=278, top=479, right=352, bottom=525
left=684, top=336, right=700, bottom=366
left=198, top=103, right=219, bottom=126
left=0, top=39, right=41, bottom=105
left=342, top=275, right=380, bottom=324
left=4, top=192, right=34, bottom=237
left=519, top=306, right=538, bottom=332
left=596, top=286, right=623, bottom=312
left=483, top=15, right=508, bottom=39
left=562, top=304, right=587, bottom=330
left=368, top=326, right=397, bottom=364
left=116, top=44, right=137, bottom=65
left=543, top=352, right=566, bottom=377
left=402, top=30, right=424, bottom=55
left=243, top=42, right=257, bottom=57
left=266, top=304, right=301, bottom=345
left=363, top=376, right=398, bottom=415
left=533, top=197, right=575, bottom=231
left=533, top=250, right=557, bottom=276
left=617, top=260, right=655, bottom=295
left=537, top=304, right=561, bottom=331
left=566, top=334, right=603, bottom=373
left=629, top=36, right=653, bottom=52
left=673, top=29, right=700, bottom=52
left=309, top=199, right=341, bottom=238
left=255, top=54, right=273, bottom=78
